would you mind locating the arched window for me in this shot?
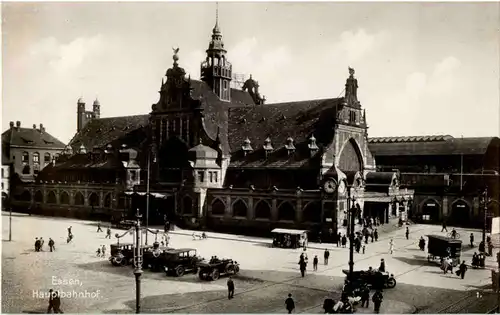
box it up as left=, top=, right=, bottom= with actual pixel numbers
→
left=89, top=192, right=100, bottom=207
left=278, top=201, right=296, bottom=221
left=47, top=191, right=57, bottom=204
left=255, top=200, right=271, bottom=219
left=60, top=191, right=70, bottom=205
left=211, top=198, right=225, bottom=216
left=303, top=202, right=322, bottom=223
left=232, top=199, right=248, bottom=217
left=183, top=196, right=192, bottom=214
left=104, top=193, right=112, bottom=208
left=44, top=153, right=51, bottom=163
left=19, top=190, right=31, bottom=202
left=74, top=191, right=85, bottom=206
left=22, top=152, right=29, bottom=162
left=22, top=164, right=30, bottom=174
left=33, top=152, right=40, bottom=164
left=34, top=190, right=43, bottom=203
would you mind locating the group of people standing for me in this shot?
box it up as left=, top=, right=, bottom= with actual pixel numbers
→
left=34, top=237, right=55, bottom=252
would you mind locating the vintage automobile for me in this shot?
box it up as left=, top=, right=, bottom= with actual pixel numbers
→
left=109, top=243, right=135, bottom=266
left=197, top=258, right=240, bottom=281
left=342, top=269, right=397, bottom=289
left=143, top=243, right=173, bottom=271
left=426, top=234, right=462, bottom=267
left=163, top=248, right=202, bottom=277
left=271, top=228, right=308, bottom=249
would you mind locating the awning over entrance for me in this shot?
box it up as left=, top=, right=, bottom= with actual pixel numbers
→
left=362, top=192, right=392, bottom=203
left=124, top=191, right=173, bottom=199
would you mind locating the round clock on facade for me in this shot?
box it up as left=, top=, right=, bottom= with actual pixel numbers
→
left=323, top=179, right=337, bottom=194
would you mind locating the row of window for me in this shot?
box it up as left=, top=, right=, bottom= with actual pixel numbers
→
left=206, top=199, right=323, bottom=223
left=157, top=117, right=190, bottom=144
left=197, top=171, right=218, bottom=183
left=21, top=152, right=55, bottom=163
left=16, top=190, right=114, bottom=207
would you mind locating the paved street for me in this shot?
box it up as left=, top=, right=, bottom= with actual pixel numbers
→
left=2, top=212, right=498, bottom=313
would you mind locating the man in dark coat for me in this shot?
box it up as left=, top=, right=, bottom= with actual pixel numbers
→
left=337, top=232, right=342, bottom=247
left=313, top=255, right=319, bottom=271
left=372, top=290, right=383, bottom=314
left=379, top=259, right=386, bottom=272
left=458, top=260, right=468, bottom=279
left=374, top=229, right=379, bottom=242
left=48, top=238, right=55, bottom=252
left=299, top=259, right=307, bottom=277
left=361, top=285, right=370, bottom=308
left=106, top=227, right=112, bottom=239
left=35, top=238, right=40, bottom=252
left=227, top=277, right=235, bottom=299
left=47, top=289, right=54, bottom=313
left=285, top=293, right=295, bottom=314
left=52, top=291, right=63, bottom=313
left=324, top=249, right=330, bottom=265
left=342, top=235, right=347, bottom=248
left=470, top=233, right=474, bottom=248
left=405, top=227, right=410, bottom=240
left=96, top=222, right=103, bottom=232
left=441, top=221, right=448, bottom=232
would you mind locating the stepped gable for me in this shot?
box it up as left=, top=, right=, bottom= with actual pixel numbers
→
left=69, top=114, right=149, bottom=152
left=368, top=135, right=498, bottom=156
left=2, top=126, right=66, bottom=149
left=227, top=97, right=342, bottom=168
left=189, top=79, right=256, bottom=155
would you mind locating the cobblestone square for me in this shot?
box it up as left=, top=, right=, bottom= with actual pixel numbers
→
left=2, top=212, right=498, bottom=313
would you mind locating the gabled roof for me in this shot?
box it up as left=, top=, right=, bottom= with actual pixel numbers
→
left=69, top=115, right=149, bottom=151
left=2, top=126, right=66, bottom=149
left=227, top=98, right=342, bottom=168
left=368, top=136, right=498, bottom=156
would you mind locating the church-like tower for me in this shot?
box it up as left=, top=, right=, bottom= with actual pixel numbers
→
left=200, top=5, right=232, bottom=102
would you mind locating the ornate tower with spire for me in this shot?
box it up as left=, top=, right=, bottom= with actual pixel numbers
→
left=200, top=3, right=232, bottom=102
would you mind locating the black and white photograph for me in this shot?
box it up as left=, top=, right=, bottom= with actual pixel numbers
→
left=1, top=1, right=499, bottom=313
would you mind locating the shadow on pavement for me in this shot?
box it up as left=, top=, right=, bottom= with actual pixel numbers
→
left=393, top=255, right=428, bottom=266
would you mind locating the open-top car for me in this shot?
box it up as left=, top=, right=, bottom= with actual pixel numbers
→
left=109, top=243, right=135, bottom=266
left=342, top=269, right=396, bottom=289
left=163, top=248, right=202, bottom=277
left=197, top=257, right=240, bottom=281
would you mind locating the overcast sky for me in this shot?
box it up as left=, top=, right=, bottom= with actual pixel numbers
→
left=2, top=2, right=499, bottom=144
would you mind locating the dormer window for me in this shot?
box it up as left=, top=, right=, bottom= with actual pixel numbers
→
left=242, top=137, right=253, bottom=156
left=263, top=137, right=273, bottom=158
left=308, top=135, right=319, bottom=157
left=285, top=137, right=296, bottom=156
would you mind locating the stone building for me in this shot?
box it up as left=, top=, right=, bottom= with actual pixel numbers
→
left=369, top=136, right=500, bottom=228
left=9, top=16, right=409, bottom=237
left=2, top=121, right=66, bottom=182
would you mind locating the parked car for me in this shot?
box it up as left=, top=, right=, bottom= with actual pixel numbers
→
left=109, top=243, right=135, bottom=266
left=197, top=258, right=240, bottom=281
left=163, top=248, right=202, bottom=277
left=342, top=269, right=396, bottom=289
left=143, top=243, right=173, bottom=271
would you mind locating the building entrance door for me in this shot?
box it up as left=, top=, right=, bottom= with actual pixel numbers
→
left=450, top=200, right=470, bottom=227
left=421, top=200, right=440, bottom=223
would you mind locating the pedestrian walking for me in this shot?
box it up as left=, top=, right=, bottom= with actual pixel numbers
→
left=370, top=230, right=374, bottom=243
left=101, top=245, right=106, bottom=258
left=379, top=259, right=386, bottom=272
left=227, top=276, right=235, bottom=299
left=374, top=229, right=379, bottom=242
left=405, top=227, right=409, bottom=240
left=67, top=226, right=72, bottom=238
left=458, top=260, right=468, bottom=279
left=48, top=238, right=55, bottom=252
left=470, top=233, right=474, bottom=248
left=389, top=238, right=394, bottom=254
left=341, top=235, right=347, bottom=248
left=47, top=289, right=55, bottom=313
left=52, top=291, right=63, bottom=313
left=97, top=222, right=103, bottom=233
left=35, top=237, right=40, bottom=252
left=362, top=245, right=366, bottom=254
left=313, top=255, right=318, bottom=271
left=324, top=249, right=330, bottom=265
left=106, top=227, right=112, bottom=239
left=39, top=237, right=45, bottom=251
left=96, top=247, right=101, bottom=257
left=372, top=289, right=383, bottom=314
left=488, top=241, right=494, bottom=256
left=285, top=293, right=295, bottom=314
left=441, top=221, right=448, bottom=232
left=337, top=232, right=341, bottom=247
left=361, top=285, right=370, bottom=308
left=299, top=258, right=307, bottom=277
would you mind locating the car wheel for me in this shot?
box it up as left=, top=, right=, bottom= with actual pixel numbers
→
left=234, top=265, right=240, bottom=274
left=175, top=266, right=185, bottom=277
left=386, top=278, right=396, bottom=288
left=211, top=269, right=220, bottom=281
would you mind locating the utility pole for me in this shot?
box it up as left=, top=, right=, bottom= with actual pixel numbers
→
left=133, top=208, right=143, bottom=313
left=346, top=183, right=356, bottom=279
left=145, top=150, right=151, bottom=245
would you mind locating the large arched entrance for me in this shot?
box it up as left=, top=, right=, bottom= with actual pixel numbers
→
left=421, top=199, right=440, bottom=223
left=338, top=138, right=363, bottom=173
left=449, top=199, right=471, bottom=227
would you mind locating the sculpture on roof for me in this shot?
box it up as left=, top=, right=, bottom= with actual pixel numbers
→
left=172, top=47, right=180, bottom=66
left=345, top=66, right=359, bottom=105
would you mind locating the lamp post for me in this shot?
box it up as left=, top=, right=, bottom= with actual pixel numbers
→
left=9, top=206, right=12, bottom=241
left=133, top=208, right=143, bottom=314
left=344, top=180, right=358, bottom=279
left=145, top=150, right=151, bottom=245
left=483, top=188, right=488, bottom=244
